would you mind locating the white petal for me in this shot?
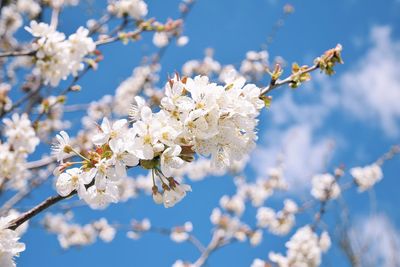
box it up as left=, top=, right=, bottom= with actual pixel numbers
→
left=109, top=138, right=121, bottom=153
left=112, top=119, right=127, bottom=131
left=123, top=153, right=139, bottom=166
left=92, top=133, right=109, bottom=146
left=101, top=117, right=111, bottom=133
left=115, top=160, right=127, bottom=178
left=95, top=172, right=107, bottom=190
left=56, top=173, right=74, bottom=196
left=81, top=168, right=96, bottom=184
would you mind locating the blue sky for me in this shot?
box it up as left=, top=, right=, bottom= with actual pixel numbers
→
left=6, top=0, right=400, bottom=266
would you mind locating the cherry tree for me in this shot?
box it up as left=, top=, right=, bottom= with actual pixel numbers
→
left=0, top=1, right=398, bottom=266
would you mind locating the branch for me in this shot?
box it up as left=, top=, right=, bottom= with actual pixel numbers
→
left=311, top=144, right=400, bottom=231
left=260, top=64, right=319, bottom=96
left=88, top=14, right=112, bottom=35
left=376, top=145, right=400, bottom=166
left=32, top=65, right=92, bottom=124
left=25, top=155, right=60, bottom=170
left=6, top=192, right=74, bottom=230
left=95, top=26, right=146, bottom=46
left=193, top=232, right=222, bottom=267
left=0, top=50, right=36, bottom=58
left=0, top=85, right=43, bottom=119
left=147, top=227, right=206, bottom=253
left=152, top=0, right=197, bottom=63
left=50, top=7, right=61, bottom=29
left=0, top=175, right=50, bottom=215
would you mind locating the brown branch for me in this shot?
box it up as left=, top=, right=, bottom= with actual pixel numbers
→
left=6, top=191, right=75, bottom=230
left=0, top=50, right=36, bottom=58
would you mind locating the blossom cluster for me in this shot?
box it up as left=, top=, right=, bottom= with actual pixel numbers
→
left=125, top=218, right=151, bottom=240
left=107, top=0, right=148, bottom=20
left=113, top=64, right=160, bottom=116
left=25, top=21, right=96, bottom=86
left=152, top=19, right=189, bottom=49
left=0, top=84, right=12, bottom=113
left=0, top=114, right=39, bottom=190
left=182, top=49, right=222, bottom=77
left=350, top=163, right=383, bottom=192
left=268, top=225, right=331, bottom=267
left=170, top=222, right=193, bottom=243
left=240, top=50, right=269, bottom=81
left=36, top=96, right=70, bottom=140
left=311, top=173, right=341, bottom=201
left=256, top=199, right=298, bottom=236
left=0, top=211, right=27, bottom=267
left=47, top=0, right=79, bottom=9
left=240, top=167, right=288, bottom=207
left=43, top=212, right=116, bottom=249
left=53, top=74, right=263, bottom=209
left=210, top=208, right=262, bottom=246
left=0, top=0, right=41, bottom=40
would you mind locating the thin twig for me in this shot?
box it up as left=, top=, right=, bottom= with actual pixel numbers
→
left=193, top=232, right=222, bottom=267
left=260, top=64, right=319, bottom=96
left=0, top=175, right=50, bottom=215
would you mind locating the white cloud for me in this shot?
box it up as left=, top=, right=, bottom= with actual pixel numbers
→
left=252, top=25, right=400, bottom=190
left=340, top=25, right=400, bottom=137
left=269, top=75, right=338, bottom=128
left=252, top=123, right=334, bottom=190
left=252, top=73, right=339, bottom=191
left=350, top=213, right=400, bottom=267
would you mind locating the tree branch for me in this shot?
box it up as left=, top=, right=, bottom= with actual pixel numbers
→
left=260, top=64, right=319, bottom=96
left=0, top=50, right=36, bottom=58
left=6, top=192, right=74, bottom=230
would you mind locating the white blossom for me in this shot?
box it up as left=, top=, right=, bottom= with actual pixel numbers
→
left=3, top=113, right=39, bottom=154
left=0, top=6, right=23, bottom=37
left=172, top=260, right=194, bottom=267
left=92, top=118, right=128, bottom=148
left=319, top=231, right=331, bottom=252
left=53, top=73, right=262, bottom=210
left=269, top=225, right=330, bottom=267
left=160, top=145, right=185, bottom=177
left=25, top=21, right=95, bottom=86
left=250, top=230, right=263, bottom=246
left=108, top=0, right=148, bottom=20
left=0, top=218, right=26, bottom=267
left=163, top=183, right=191, bottom=208
left=56, top=167, right=88, bottom=197
left=219, top=195, right=245, bottom=216
left=109, top=140, right=139, bottom=178
left=177, top=36, right=189, bottom=47
left=153, top=32, right=169, bottom=48
left=350, top=163, right=383, bottom=192
left=250, top=258, right=267, bottom=267
left=311, top=173, right=341, bottom=201
left=256, top=200, right=297, bottom=236
left=52, top=131, right=72, bottom=162
left=170, top=222, right=193, bottom=243
left=17, top=0, right=41, bottom=18
left=93, top=218, right=116, bottom=243
left=48, top=0, right=79, bottom=9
